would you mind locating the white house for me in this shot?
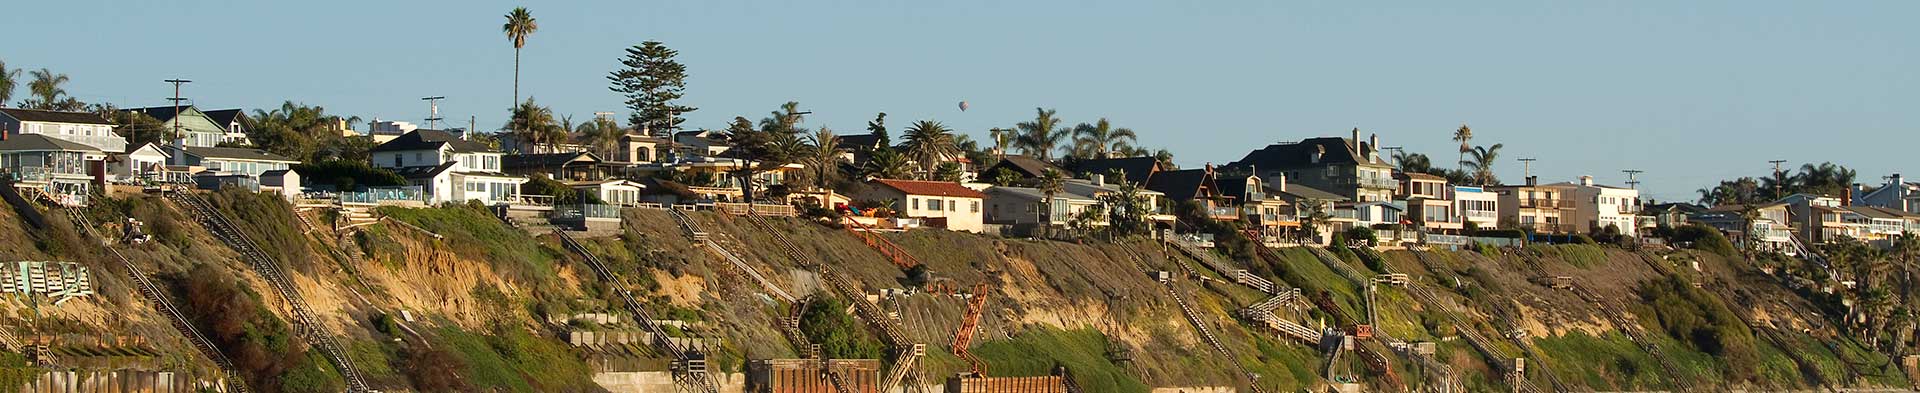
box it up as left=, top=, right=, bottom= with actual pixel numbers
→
left=259, top=169, right=301, bottom=200
left=568, top=179, right=647, bottom=206
left=110, top=142, right=174, bottom=183
left=0, top=108, right=126, bottom=153
left=371, top=129, right=527, bottom=205
left=1452, top=186, right=1501, bottom=230
left=1549, top=176, right=1642, bottom=237
left=856, top=179, right=985, bottom=233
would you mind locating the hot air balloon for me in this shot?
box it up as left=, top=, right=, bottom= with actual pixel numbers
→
left=957, top=101, right=969, bottom=111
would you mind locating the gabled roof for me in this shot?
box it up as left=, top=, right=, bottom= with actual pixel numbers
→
left=1145, top=169, right=1218, bottom=202
left=1646, top=202, right=1708, bottom=214
left=182, top=146, right=298, bottom=163
left=503, top=151, right=602, bottom=170
left=835, top=134, right=886, bottom=150
left=0, top=134, right=105, bottom=153
left=1395, top=171, right=1446, bottom=181
left=1225, top=136, right=1382, bottom=171
left=370, top=129, right=494, bottom=153
left=1067, top=156, right=1160, bottom=185
left=1702, top=202, right=1786, bottom=213
left=1847, top=206, right=1912, bottom=220
left=1213, top=174, right=1261, bottom=199
left=869, top=179, right=986, bottom=198
left=119, top=105, right=202, bottom=124
left=202, top=109, right=247, bottom=128
left=0, top=108, right=112, bottom=125
left=986, top=155, right=1061, bottom=178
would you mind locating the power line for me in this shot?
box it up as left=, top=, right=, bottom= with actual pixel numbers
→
left=422, top=96, right=446, bottom=129
left=164, top=79, right=191, bottom=143
left=1622, top=169, right=1644, bottom=189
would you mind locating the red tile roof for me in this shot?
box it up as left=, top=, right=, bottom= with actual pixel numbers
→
left=869, top=179, right=985, bottom=198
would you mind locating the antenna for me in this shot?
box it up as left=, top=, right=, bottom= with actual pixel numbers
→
left=1518, top=158, right=1538, bottom=180
left=421, top=96, right=446, bottom=129
left=1379, top=146, right=1403, bottom=169
left=1622, top=169, right=1644, bottom=189
left=164, top=79, right=191, bottom=144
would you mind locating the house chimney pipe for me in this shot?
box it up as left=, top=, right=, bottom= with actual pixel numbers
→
left=1351, top=128, right=1360, bottom=157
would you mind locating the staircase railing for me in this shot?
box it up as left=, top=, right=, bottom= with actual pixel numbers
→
left=668, top=209, right=795, bottom=303
left=555, top=229, right=719, bottom=393
left=165, top=187, right=368, bottom=392
left=59, top=205, right=251, bottom=392
left=745, top=214, right=903, bottom=393
left=1161, top=279, right=1267, bottom=393
left=841, top=218, right=922, bottom=270
left=952, top=284, right=991, bottom=376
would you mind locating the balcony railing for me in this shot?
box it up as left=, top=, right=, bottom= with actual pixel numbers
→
left=1516, top=198, right=1571, bottom=208
left=1463, top=210, right=1498, bottom=219
left=1208, top=206, right=1238, bottom=219
left=341, top=186, right=426, bottom=204
left=1359, top=176, right=1398, bottom=189
left=1520, top=222, right=1576, bottom=233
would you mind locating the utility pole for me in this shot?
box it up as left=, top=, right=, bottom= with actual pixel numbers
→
left=1769, top=160, right=1788, bottom=197
left=1518, top=158, right=1537, bottom=183
left=1622, top=169, right=1643, bottom=189
left=1380, top=146, right=1403, bottom=169
left=164, top=79, right=191, bottom=144
left=421, top=96, right=445, bottom=129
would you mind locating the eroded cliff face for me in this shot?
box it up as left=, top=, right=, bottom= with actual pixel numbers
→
left=11, top=190, right=1907, bottom=393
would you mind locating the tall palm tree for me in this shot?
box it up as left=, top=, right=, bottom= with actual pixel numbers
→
left=1452, top=123, right=1473, bottom=171
left=502, top=7, right=538, bottom=107
left=901, top=120, right=960, bottom=178
left=1459, top=143, right=1503, bottom=186
left=1392, top=151, right=1432, bottom=174
left=27, top=68, right=68, bottom=106
left=0, top=60, right=18, bottom=108
left=802, top=127, right=842, bottom=191
left=760, top=101, right=807, bottom=135
left=1071, top=118, right=1138, bottom=160
left=1013, top=108, right=1068, bottom=162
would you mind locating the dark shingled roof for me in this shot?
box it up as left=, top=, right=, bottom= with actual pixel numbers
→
left=984, top=155, right=1061, bottom=179
left=1274, top=183, right=1347, bottom=202
left=1067, top=156, right=1160, bottom=185
left=182, top=146, right=298, bottom=162
left=1225, top=136, right=1381, bottom=171
left=370, top=129, right=494, bottom=153
left=0, top=134, right=105, bottom=152
left=1146, top=169, right=1219, bottom=202
left=0, top=108, right=112, bottom=125
left=835, top=133, right=885, bottom=150
left=389, top=162, right=460, bottom=180
left=202, top=109, right=247, bottom=128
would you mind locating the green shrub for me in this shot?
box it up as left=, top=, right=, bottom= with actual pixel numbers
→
left=1344, top=227, right=1377, bottom=246
left=1639, top=276, right=1758, bottom=381
left=293, top=159, right=405, bottom=191
left=1671, top=223, right=1737, bottom=257
left=1475, top=228, right=1526, bottom=238
left=1570, top=233, right=1597, bottom=245
left=800, top=296, right=885, bottom=360
left=970, top=327, right=1148, bottom=393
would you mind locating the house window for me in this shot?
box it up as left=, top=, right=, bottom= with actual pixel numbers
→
left=929, top=199, right=942, bottom=211
left=971, top=201, right=980, bottom=213
left=912, top=198, right=920, bottom=210
left=394, top=155, right=403, bottom=167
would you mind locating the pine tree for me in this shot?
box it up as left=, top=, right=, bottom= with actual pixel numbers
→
left=608, top=41, right=695, bottom=135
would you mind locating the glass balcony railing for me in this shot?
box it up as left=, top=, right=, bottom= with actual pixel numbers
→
left=342, top=186, right=425, bottom=204
left=1464, top=210, right=1498, bottom=219
left=1208, top=206, right=1238, bottom=218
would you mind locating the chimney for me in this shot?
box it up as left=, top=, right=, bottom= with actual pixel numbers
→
left=1525, top=176, right=1538, bottom=186
left=1368, top=133, right=1380, bottom=162
left=1276, top=172, right=1288, bottom=192
left=1351, top=128, right=1361, bottom=157
left=1846, top=183, right=1858, bottom=206
left=1579, top=175, right=1593, bottom=186
left=1312, top=145, right=1326, bottom=163
left=1092, top=173, right=1105, bottom=187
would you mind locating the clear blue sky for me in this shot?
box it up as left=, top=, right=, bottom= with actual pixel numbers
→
left=4, top=1, right=1915, bottom=202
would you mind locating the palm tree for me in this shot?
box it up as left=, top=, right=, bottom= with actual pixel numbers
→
left=1459, top=143, right=1503, bottom=186
left=901, top=120, right=960, bottom=178
left=862, top=148, right=910, bottom=180
left=1392, top=151, right=1433, bottom=174
left=987, top=127, right=1013, bottom=157
left=508, top=98, right=562, bottom=152
left=1452, top=123, right=1473, bottom=171
left=802, top=127, right=842, bottom=191
left=27, top=68, right=68, bottom=106
left=1153, top=149, right=1178, bottom=171
left=1071, top=118, right=1138, bottom=160
left=502, top=7, right=538, bottom=106
left=1013, top=108, right=1068, bottom=162
left=760, top=101, right=807, bottom=135
left=576, top=116, right=623, bottom=158
left=0, top=60, right=18, bottom=108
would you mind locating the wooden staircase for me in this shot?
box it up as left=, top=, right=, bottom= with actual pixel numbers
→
left=745, top=214, right=908, bottom=393
left=166, top=187, right=370, bottom=392
left=1159, top=276, right=1267, bottom=393
left=668, top=209, right=795, bottom=303
left=62, top=200, right=251, bottom=392
left=556, top=229, right=721, bottom=393
left=841, top=218, right=922, bottom=270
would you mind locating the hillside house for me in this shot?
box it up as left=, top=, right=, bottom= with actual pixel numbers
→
left=1148, top=167, right=1236, bottom=222
left=201, top=109, right=252, bottom=145
left=1396, top=171, right=1462, bottom=234
left=1067, top=156, right=1162, bottom=186
left=371, top=129, right=528, bottom=205
left=857, top=179, right=985, bottom=233
left=118, top=106, right=229, bottom=148
left=504, top=151, right=609, bottom=182
left=1453, top=186, right=1501, bottom=230
left=0, top=134, right=106, bottom=205
left=0, top=108, right=125, bottom=153
left=1225, top=131, right=1397, bottom=203
left=1547, top=176, right=1643, bottom=237
left=167, top=146, right=299, bottom=179
left=1690, top=202, right=1796, bottom=254
left=1853, top=174, right=1920, bottom=214
left=1489, top=178, right=1576, bottom=234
